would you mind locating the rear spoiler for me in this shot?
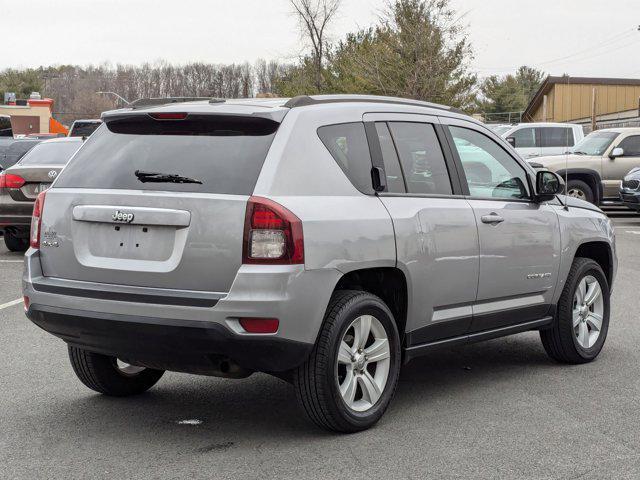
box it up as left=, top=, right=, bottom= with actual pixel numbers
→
left=100, top=112, right=281, bottom=136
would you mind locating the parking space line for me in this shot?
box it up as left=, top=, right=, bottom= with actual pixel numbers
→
left=0, top=298, right=23, bottom=310
left=0, top=260, right=23, bottom=263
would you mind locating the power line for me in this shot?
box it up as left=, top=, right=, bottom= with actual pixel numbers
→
left=473, top=27, right=638, bottom=75
left=535, top=29, right=636, bottom=66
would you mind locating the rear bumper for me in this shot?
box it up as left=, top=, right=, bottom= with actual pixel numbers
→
left=23, top=250, right=342, bottom=373
left=0, top=215, right=31, bottom=228
left=26, top=304, right=312, bottom=373
left=0, top=196, right=33, bottom=228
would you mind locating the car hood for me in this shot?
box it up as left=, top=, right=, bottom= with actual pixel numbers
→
left=624, top=167, right=640, bottom=180
left=558, top=194, right=602, bottom=213
left=532, top=154, right=601, bottom=170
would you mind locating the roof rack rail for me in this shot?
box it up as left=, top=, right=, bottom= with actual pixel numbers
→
left=283, top=95, right=462, bottom=114
left=130, top=97, right=225, bottom=109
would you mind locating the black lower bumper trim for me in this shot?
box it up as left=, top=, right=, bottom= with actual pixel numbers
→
left=27, top=304, right=313, bottom=373
left=32, top=282, right=219, bottom=308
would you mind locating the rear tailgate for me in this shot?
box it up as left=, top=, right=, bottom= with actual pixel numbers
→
left=40, top=190, right=247, bottom=292
left=38, top=111, right=280, bottom=293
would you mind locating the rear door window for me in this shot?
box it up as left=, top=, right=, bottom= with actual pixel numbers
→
left=56, top=115, right=278, bottom=195
left=374, top=122, right=406, bottom=193
left=318, top=122, right=374, bottom=194
left=540, top=127, right=575, bottom=147
left=510, top=127, right=536, bottom=148
left=387, top=122, right=452, bottom=195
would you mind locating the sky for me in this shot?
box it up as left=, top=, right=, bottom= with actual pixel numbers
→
left=2, top=0, right=639, bottom=79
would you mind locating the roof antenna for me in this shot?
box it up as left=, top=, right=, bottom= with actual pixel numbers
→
left=564, top=75, right=570, bottom=211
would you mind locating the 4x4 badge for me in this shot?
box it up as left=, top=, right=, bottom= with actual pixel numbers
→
left=112, top=210, right=135, bottom=223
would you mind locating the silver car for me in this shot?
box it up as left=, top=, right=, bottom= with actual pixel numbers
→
left=1, top=137, right=82, bottom=251
left=23, top=95, right=617, bottom=432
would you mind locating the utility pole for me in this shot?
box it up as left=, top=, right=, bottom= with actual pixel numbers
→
left=591, top=88, right=597, bottom=132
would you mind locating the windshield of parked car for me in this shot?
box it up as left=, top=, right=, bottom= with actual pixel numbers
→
left=69, top=121, right=102, bottom=137
left=570, top=131, right=618, bottom=156
left=18, top=141, right=82, bottom=166
left=488, top=125, right=511, bottom=136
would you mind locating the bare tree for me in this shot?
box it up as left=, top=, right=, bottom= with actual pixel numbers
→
left=290, top=0, right=342, bottom=92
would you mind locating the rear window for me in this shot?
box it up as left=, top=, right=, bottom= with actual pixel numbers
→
left=540, top=127, right=575, bottom=147
left=55, top=115, right=278, bottom=195
left=19, top=141, right=81, bottom=166
left=0, top=140, right=41, bottom=169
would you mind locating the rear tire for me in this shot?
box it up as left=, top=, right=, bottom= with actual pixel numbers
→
left=293, top=290, right=401, bottom=433
left=68, top=346, right=164, bottom=396
left=566, top=179, right=595, bottom=204
left=3, top=231, right=29, bottom=252
left=540, top=258, right=609, bottom=364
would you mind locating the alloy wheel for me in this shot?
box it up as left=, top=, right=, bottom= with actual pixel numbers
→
left=573, top=275, right=604, bottom=349
left=567, top=188, right=586, bottom=200
left=336, top=315, right=391, bottom=412
left=115, top=359, right=146, bottom=376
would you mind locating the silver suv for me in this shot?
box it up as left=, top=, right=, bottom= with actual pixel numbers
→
left=23, top=95, right=617, bottom=432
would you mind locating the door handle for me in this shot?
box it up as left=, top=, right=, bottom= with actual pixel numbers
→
left=481, top=213, right=504, bottom=224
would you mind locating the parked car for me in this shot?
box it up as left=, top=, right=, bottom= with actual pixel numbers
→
left=530, top=127, right=640, bottom=204
left=0, top=138, right=42, bottom=171
left=0, top=137, right=82, bottom=251
left=501, top=122, right=584, bottom=159
left=68, top=119, right=102, bottom=137
left=26, top=133, right=67, bottom=139
left=620, top=167, right=640, bottom=212
left=23, top=95, right=616, bottom=432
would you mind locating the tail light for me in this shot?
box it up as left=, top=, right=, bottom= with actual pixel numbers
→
left=0, top=173, right=26, bottom=190
left=30, top=191, right=47, bottom=249
left=149, top=112, right=188, bottom=120
left=242, top=196, right=304, bottom=264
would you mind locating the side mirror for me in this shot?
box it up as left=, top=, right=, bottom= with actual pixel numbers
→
left=610, top=147, right=624, bottom=159
left=506, top=137, right=516, bottom=147
left=535, top=170, right=563, bottom=201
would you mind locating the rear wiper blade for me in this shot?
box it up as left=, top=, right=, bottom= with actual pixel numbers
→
left=134, top=170, right=202, bottom=184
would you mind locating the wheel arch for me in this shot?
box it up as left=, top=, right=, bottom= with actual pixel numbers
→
left=574, top=241, right=613, bottom=287
left=333, top=267, right=408, bottom=340
left=556, top=168, right=603, bottom=204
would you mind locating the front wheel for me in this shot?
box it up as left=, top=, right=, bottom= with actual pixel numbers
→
left=294, top=290, right=401, bottom=432
left=566, top=179, right=595, bottom=204
left=68, top=346, right=164, bottom=396
left=540, top=258, right=610, bottom=364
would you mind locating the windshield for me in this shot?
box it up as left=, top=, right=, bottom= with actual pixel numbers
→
left=19, top=141, right=82, bottom=166
left=69, top=121, right=102, bottom=137
left=55, top=116, right=278, bottom=195
left=571, top=131, right=618, bottom=156
left=488, top=125, right=512, bottom=136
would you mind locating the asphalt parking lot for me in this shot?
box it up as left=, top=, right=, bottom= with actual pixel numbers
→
left=1, top=206, right=640, bottom=480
